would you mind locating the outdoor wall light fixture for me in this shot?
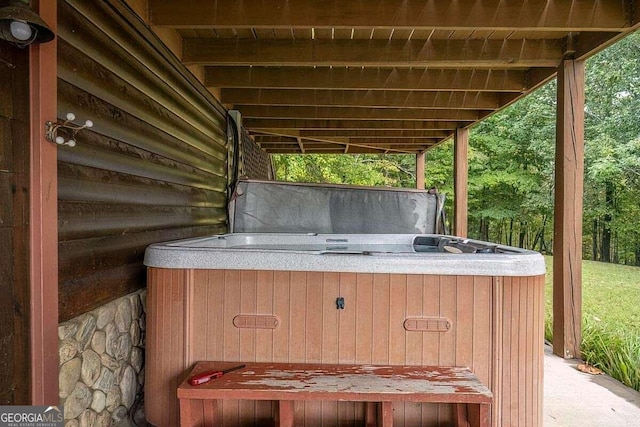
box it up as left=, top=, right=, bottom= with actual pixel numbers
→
left=45, top=113, right=93, bottom=147
left=0, top=0, right=54, bottom=48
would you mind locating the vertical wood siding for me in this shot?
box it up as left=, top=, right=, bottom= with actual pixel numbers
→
left=57, top=0, right=230, bottom=321
left=146, top=269, right=544, bottom=426
left=0, top=43, right=31, bottom=405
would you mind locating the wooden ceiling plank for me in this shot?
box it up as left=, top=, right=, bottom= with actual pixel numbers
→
left=253, top=129, right=451, bottom=140
left=299, top=129, right=451, bottom=139
left=291, top=28, right=313, bottom=39
left=314, top=28, right=333, bottom=39
left=149, top=0, right=629, bottom=31
left=255, top=136, right=441, bottom=144
left=244, top=119, right=467, bottom=130
left=205, top=67, right=536, bottom=92
left=183, top=39, right=563, bottom=68
left=235, top=105, right=488, bottom=121
left=252, top=28, right=276, bottom=39
left=260, top=139, right=417, bottom=154
left=221, top=89, right=501, bottom=109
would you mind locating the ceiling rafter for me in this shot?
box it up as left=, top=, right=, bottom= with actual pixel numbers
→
left=221, top=89, right=502, bottom=109
left=149, top=0, right=629, bottom=31
left=183, top=38, right=563, bottom=68
left=255, top=136, right=443, bottom=145
left=235, top=105, right=490, bottom=121
left=258, top=137, right=430, bottom=154
left=205, top=67, right=542, bottom=92
left=244, top=119, right=468, bottom=130
left=145, top=0, right=637, bottom=154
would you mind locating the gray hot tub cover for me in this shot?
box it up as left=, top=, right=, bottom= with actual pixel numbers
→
left=229, top=179, right=445, bottom=234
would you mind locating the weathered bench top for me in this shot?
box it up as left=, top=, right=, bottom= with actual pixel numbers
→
left=178, top=361, right=493, bottom=404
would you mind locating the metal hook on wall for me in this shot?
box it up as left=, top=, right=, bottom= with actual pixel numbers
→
left=45, top=112, right=93, bottom=147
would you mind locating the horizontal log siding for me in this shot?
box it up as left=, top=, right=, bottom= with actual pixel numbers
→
left=57, top=0, right=229, bottom=321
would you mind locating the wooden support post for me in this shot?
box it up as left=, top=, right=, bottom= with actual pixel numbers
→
left=454, top=128, right=469, bottom=237
left=29, top=0, right=59, bottom=404
left=416, top=151, right=426, bottom=189
left=553, top=59, right=585, bottom=359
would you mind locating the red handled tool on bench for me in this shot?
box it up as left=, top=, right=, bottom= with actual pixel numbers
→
left=188, top=364, right=246, bottom=386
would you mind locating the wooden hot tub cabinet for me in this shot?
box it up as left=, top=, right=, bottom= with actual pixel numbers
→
left=146, top=270, right=544, bottom=426
left=144, top=234, right=545, bottom=426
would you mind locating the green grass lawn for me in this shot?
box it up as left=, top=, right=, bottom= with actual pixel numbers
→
left=544, top=256, right=640, bottom=390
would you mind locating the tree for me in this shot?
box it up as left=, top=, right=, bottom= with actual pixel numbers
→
left=467, top=83, right=556, bottom=250
left=583, top=30, right=640, bottom=264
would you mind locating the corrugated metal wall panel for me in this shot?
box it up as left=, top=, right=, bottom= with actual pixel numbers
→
left=57, top=0, right=230, bottom=321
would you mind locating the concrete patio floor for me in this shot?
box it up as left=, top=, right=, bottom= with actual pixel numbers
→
left=544, top=344, right=640, bottom=426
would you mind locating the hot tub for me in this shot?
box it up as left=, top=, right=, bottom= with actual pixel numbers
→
left=144, top=233, right=545, bottom=427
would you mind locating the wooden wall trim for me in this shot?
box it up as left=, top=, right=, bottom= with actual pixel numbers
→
left=553, top=59, right=585, bottom=359
left=29, top=0, right=59, bottom=405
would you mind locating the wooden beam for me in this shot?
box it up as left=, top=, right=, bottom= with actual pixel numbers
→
left=260, top=142, right=419, bottom=154
left=265, top=146, right=399, bottom=154
left=254, top=135, right=299, bottom=143
left=183, top=39, right=563, bottom=68
left=295, top=129, right=452, bottom=139
left=526, top=67, right=559, bottom=91
left=205, top=67, right=536, bottom=92
left=236, top=105, right=489, bottom=121
left=575, top=31, right=638, bottom=60
left=553, top=59, right=585, bottom=359
left=29, top=0, right=59, bottom=405
left=245, top=119, right=467, bottom=130
left=150, top=0, right=629, bottom=31
left=416, top=152, right=426, bottom=190
left=454, top=128, right=469, bottom=237
left=254, top=135, right=442, bottom=145
left=222, top=89, right=500, bottom=109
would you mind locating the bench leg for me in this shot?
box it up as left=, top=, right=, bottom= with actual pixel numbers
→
left=365, top=402, right=377, bottom=427
left=453, top=404, right=471, bottom=427
left=179, top=399, right=192, bottom=427
left=363, top=402, right=393, bottom=427
left=467, top=403, right=490, bottom=427
left=179, top=399, right=219, bottom=427
left=380, top=402, right=393, bottom=427
left=456, top=403, right=490, bottom=427
left=202, top=399, right=219, bottom=426
left=277, top=400, right=295, bottom=427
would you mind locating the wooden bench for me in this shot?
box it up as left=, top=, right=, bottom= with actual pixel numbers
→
left=178, top=361, right=493, bottom=427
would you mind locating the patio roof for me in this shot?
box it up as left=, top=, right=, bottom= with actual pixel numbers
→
left=146, top=0, right=640, bottom=154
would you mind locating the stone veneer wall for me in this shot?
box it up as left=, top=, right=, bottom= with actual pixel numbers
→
left=58, top=290, right=146, bottom=426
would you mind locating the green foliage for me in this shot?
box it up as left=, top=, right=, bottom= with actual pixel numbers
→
left=582, top=323, right=640, bottom=392
left=273, top=152, right=447, bottom=190
left=466, top=82, right=556, bottom=248
left=544, top=256, right=640, bottom=391
left=582, top=31, right=640, bottom=264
